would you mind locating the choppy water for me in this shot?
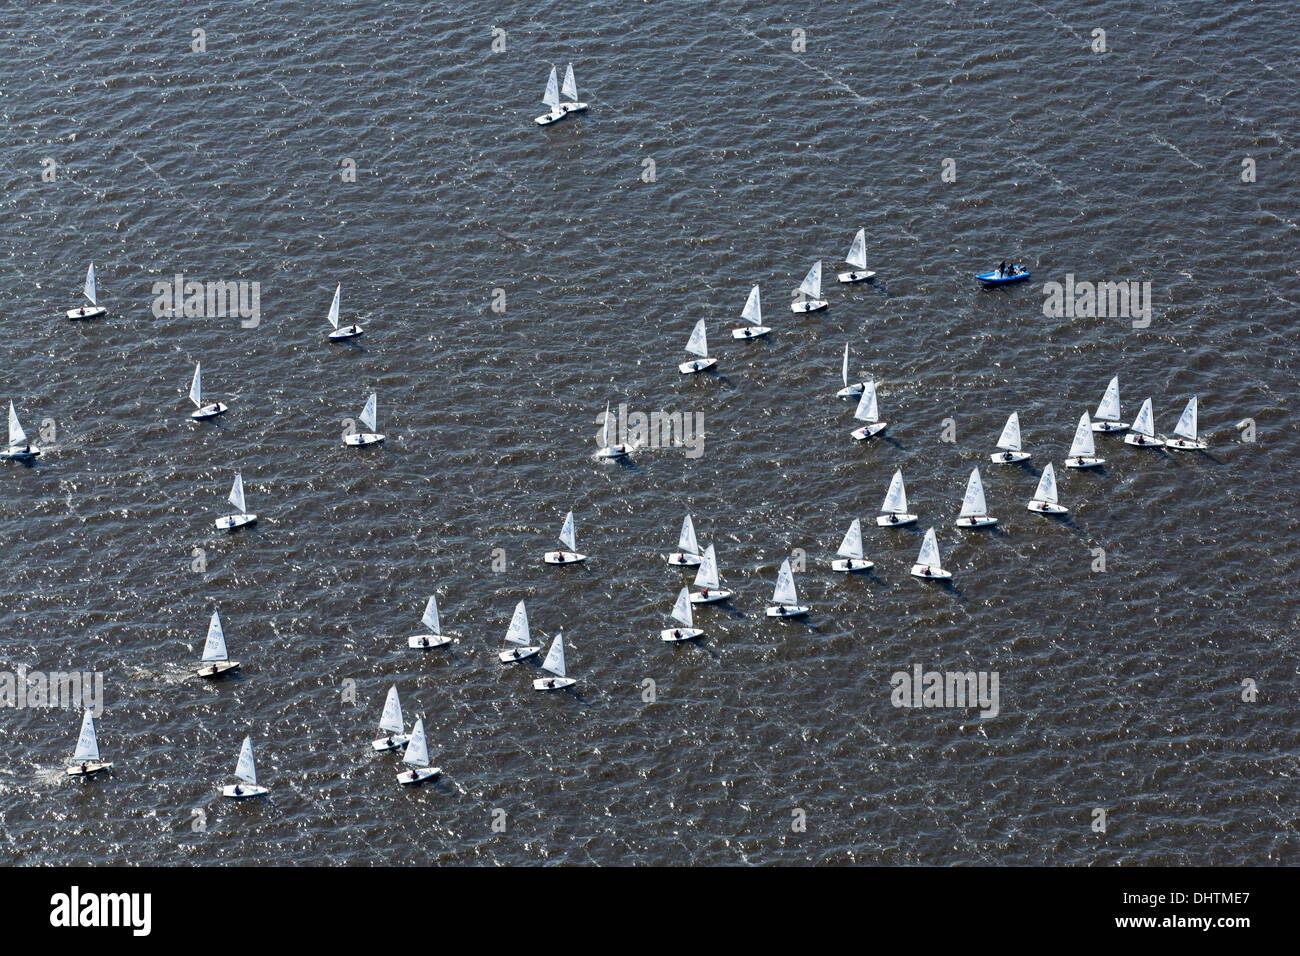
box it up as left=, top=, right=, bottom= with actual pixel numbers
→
left=1, top=0, right=1297, bottom=865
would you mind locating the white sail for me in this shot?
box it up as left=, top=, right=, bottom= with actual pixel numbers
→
left=1069, top=413, right=1096, bottom=458
left=693, top=544, right=720, bottom=590
left=959, top=468, right=987, bottom=518
left=327, top=283, right=341, bottom=330
left=916, top=527, right=941, bottom=568
left=360, top=393, right=378, bottom=432
left=379, top=686, right=404, bottom=735
left=403, top=718, right=429, bottom=767
left=72, top=710, right=100, bottom=763
left=741, top=284, right=762, bottom=325
left=229, top=473, right=247, bottom=514
left=854, top=380, right=879, bottom=423
left=234, top=736, right=257, bottom=786
left=837, top=518, right=864, bottom=560
left=1174, top=396, right=1198, bottom=441
left=202, top=610, right=228, bottom=662
left=1032, top=463, right=1059, bottom=505
left=846, top=229, right=867, bottom=270
left=997, top=413, right=1022, bottom=452
left=562, top=63, right=578, bottom=101
left=1131, top=398, right=1155, bottom=438
left=772, top=559, right=798, bottom=605
left=189, top=363, right=204, bottom=408
left=841, top=343, right=850, bottom=387
left=541, top=632, right=567, bottom=678
left=83, top=263, right=98, bottom=306
left=685, top=319, right=708, bottom=358
left=881, top=469, right=908, bottom=514
left=504, top=600, right=530, bottom=646
left=670, top=587, right=694, bottom=628
left=677, top=514, right=699, bottom=555
left=798, top=261, right=823, bottom=299
left=558, top=510, right=577, bottom=552
left=542, top=66, right=560, bottom=109
left=602, top=401, right=613, bottom=448
left=8, top=402, right=27, bottom=448
left=420, top=595, right=441, bottom=633
left=1095, top=376, right=1121, bottom=422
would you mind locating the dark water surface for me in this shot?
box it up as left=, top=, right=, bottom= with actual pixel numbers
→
left=1, top=0, right=1297, bottom=864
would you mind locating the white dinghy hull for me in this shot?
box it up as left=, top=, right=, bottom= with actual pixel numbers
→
left=532, top=676, right=577, bottom=691
left=67, top=762, right=113, bottom=777
left=1065, top=456, right=1105, bottom=469
left=909, top=564, right=952, bottom=580
left=407, top=634, right=453, bottom=649
left=221, top=784, right=268, bottom=799
left=689, top=589, right=732, bottom=604
left=498, top=646, right=541, bottom=663
left=371, top=735, right=410, bottom=752
left=660, top=627, right=704, bottom=642
left=543, top=550, right=587, bottom=564
left=398, top=767, right=440, bottom=785
left=876, top=513, right=918, bottom=527
left=215, top=513, right=258, bottom=531
left=831, top=558, right=874, bottom=573
left=765, top=605, right=810, bottom=618
left=836, top=270, right=876, bottom=284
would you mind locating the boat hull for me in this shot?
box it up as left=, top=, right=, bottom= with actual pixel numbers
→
left=371, top=734, right=410, bottom=752
left=876, top=513, right=917, bottom=527
left=498, top=646, right=541, bottom=663
left=532, top=676, right=577, bottom=691
left=837, top=270, right=876, bottom=284
left=851, top=422, right=887, bottom=440
left=398, top=767, right=440, bottom=785
left=543, top=550, right=587, bottom=564
left=215, top=513, right=257, bottom=531
left=678, top=358, right=717, bottom=374
left=831, top=558, right=874, bottom=572
left=731, top=326, right=771, bottom=339
left=407, top=634, right=452, bottom=649
left=956, top=515, right=998, bottom=528
left=660, top=627, right=704, bottom=642
left=1065, top=456, right=1105, bottom=469
left=765, top=605, right=810, bottom=618
left=910, top=565, right=952, bottom=580
left=689, top=589, right=732, bottom=604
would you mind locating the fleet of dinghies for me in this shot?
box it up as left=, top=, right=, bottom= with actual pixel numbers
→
left=21, top=111, right=1223, bottom=797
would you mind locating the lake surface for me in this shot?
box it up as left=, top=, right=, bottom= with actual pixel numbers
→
left=1, top=0, right=1296, bottom=865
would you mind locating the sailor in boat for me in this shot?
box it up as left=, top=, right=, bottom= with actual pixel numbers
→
left=233, top=784, right=242, bottom=796
left=699, top=587, right=710, bottom=598
left=79, top=761, right=88, bottom=773
left=888, top=514, right=899, bottom=524
left=998, top=261, right=1007, bottom=277
left=672, top=629, right=682, bottom=640
left=420, top=636, right=429, bottom=647
left=922, top=566, right=931, bottom=577
left=545, top=678, right=555, bottom=688
left=409, top=769, right=419, bottom=782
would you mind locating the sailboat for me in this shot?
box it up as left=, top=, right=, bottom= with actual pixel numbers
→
left=343, top=392, right=385, bottom=445
left=407, top=595, right=453, bottom=649
left=790, top=260, right=828, bottom=313
left=196, top=609, right=239, bottom=678
left=532, top=632, right=577, bottom=690
left=1165, top=396, right=1207, bottom=451
left=992, top=412, right=1030, bottom=463
left=1091, top=375, right=1128, bottom=432
left=65, top=263, right=107, bottom=320
left=765, top=558, right=809, bottom=617
left=543, top=509, right=587, bottom=564
left=324, top=282, right=363, bottom=340
left=665, top=513, right=703, bottom=566
left=660, top=587, right=704, bottom=642
left=689, top=543, right=733, bottom=603
left=1124, top=398, right=1165, bottom=447
left=836, top=228, right=876, bottom=284
left=731, top=284, right=770, bottom=339
left=909, top=527, right=952, bottom=580
left=397, top=717, right=440, bottom=784
left=371, top=685, right=410, bottom=752
left=65, top=710, right=112, bottom=777
left=876, top=469, right=917, bottom=526
left=831, top=518, right=874, bottom=572
left=560, top=63, right=588, bottom=114
left=850, top=380, right=887, bottom=440
left=214, top=472, right=258, bottom=530
left=836, top=342, right=867, bottom=398
left=534, top=66, right=566, bottom=126
left=1027, top=462, right=1068, bottom=515
left=188, top=362, right=227, bottom=420
left=678, top=319, right=716, bottom=374
left=498, top=600, right=542, bottom=663
left=955, top=467, right=997, bottom=527
left=221, top=736, right=268, bottom=798
left=2, top=401, right=40, bottom=461
left=1065, top=412, right=1105, bottom=468
left=594, top=401, right=631, bottom=458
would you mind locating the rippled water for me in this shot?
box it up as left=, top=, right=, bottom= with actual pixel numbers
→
left=1, top=0, right=1297, bottom=865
